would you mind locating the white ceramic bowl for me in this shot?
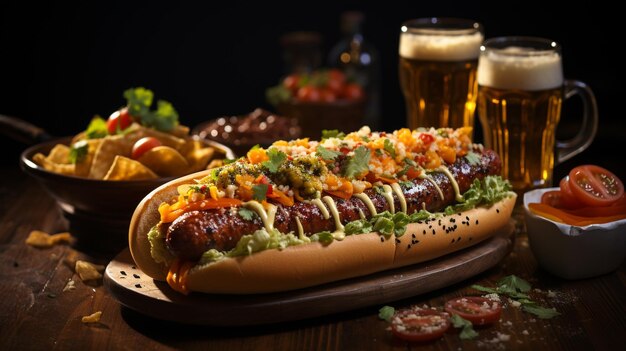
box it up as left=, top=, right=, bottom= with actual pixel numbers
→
left=524, top=188, right=626, bottom=279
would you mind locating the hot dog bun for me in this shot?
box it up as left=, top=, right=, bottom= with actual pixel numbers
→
left=129, top=170, right=516, bottom=294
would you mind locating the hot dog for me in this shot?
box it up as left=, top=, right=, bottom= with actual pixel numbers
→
left=129, top=127, right=516, bottom=294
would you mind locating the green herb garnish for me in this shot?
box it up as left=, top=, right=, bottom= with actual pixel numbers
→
left=123, top=87, right=179, bottom=132
left=238, top=207, right=257, bottom=221
left=262, top=148, right=287, bottom=173
left=472, top=275, right=560, bottom=319
left=84, top=116, right=108, bottom=139
left=316, top=145, right=341, bottom=161
left=69, top=140, right=89, bottom=164
left=252, top=184, right=268, bottom=201
left=464, top=151, right=481, bottom=166
left=450, top=314, right=479, bottom=340
left=321, top=129, right=345, bottom=140
left=342, top=146, right=370, bottom=179
left=378, top=306, right=395, bottom=322
left=311, top=231, right=334, bottom=244
left=383, top=139, right=396, bottom=158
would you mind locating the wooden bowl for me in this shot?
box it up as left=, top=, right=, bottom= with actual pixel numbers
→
left=277, top=99, right=366, bottom=139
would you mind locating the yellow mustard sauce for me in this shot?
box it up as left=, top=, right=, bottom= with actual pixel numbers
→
left=419, top=173, right=444, bottom=200
left=438, top=165, right=463, bottom=202
left=309, top=198, right=330, bottom=219
left=322, top=196, right=346, bottom=240
left=390, top=183, right=407, bottom=213
left=243, top=201, right=277, bottom=231
left=354, top=193, right=377, bottom=217
left=381, top=184, right=395, bottom=214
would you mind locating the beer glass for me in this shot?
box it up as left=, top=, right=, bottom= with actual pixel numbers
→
left=399, top=18, right=483, bottom=133
left=477, top=37, right=598, bottom=193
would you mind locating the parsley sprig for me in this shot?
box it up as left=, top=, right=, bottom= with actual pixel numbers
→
left=124, top=87, right=179, bottom=132
left=472, top=275, right=561, bottom=319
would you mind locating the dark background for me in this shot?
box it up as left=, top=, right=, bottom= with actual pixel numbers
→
left=1, top=1, right=622, bottom=181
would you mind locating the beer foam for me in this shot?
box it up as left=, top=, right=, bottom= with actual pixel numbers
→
left=477, top=48, right=563, bottom=90
left=399, top=31, right=483, bottom=61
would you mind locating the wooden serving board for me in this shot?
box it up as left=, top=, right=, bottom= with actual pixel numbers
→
left=104, top=222, right=514, bottom=326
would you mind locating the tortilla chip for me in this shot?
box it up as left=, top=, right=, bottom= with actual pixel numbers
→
left=137, top=146, right=189, bottom=177
left=136, top=126, right=186, bottom=151
left=88, top=135, right=136, bottom=179
left=179, top=139, right=216, bottom=172
left=33, top=153, right=76, bottom=175
left=103, top=156, right=158, bottom=180
left=74, top=139, right=103, bottom=177
left=46, top=144, right=71, bottom=164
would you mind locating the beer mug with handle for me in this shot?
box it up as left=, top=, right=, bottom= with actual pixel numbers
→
left=477, top=37, right=598, bottom=193
left=399, top=18, right=484, bottom=134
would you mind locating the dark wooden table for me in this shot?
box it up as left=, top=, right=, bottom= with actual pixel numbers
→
left=1, top=164, right=625, bottom=351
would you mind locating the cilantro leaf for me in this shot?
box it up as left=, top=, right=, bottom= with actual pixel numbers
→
left=252, top=184, right=268, bottom=201
left=316, top=145, right=341, bottom=161
left=223, top=158, right=237, bottom=165
left=85, top=116, right=108, bottom=139
left=238, top=207, right=257, bottom=221
left=262, top=148, right=287, bottom=173
left=342, top=146, right=370, bottom=179
left=498, top=275, right=531, bottom=293
left=321, top=129, right=345, bottom=140
left=465, top=151, right=481, bottom=166
left=396, top=164, right=411, bottom=177
left=470, top=284, right=498, bottom=294
left=522, top=304, right=561, bottom=319
left=69, top=140, right=89, bottom=164
left=383, top=139, right=396, bottom=158
left=403, top=158, right=417, bottom=167
left=451, top=314, right=479, bottom=340
left=378, top=306, right=395, bottom=322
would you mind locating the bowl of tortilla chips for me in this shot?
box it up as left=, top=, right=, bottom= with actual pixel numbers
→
left=19, top=88, right=233, bottom=251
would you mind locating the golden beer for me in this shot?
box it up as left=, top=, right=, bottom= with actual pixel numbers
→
left=478, top=86, right=563, bottom=192
left=399, top=18, right=483, bottom=133
left=476, top=36, right=599, bottom=194
left=399, top=57, right=478, bottom=131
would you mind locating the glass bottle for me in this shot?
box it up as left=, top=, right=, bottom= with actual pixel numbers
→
left=328, top=11, right=381, bottom=128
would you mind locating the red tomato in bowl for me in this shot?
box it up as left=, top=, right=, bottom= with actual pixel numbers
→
left=107, top=107, right=133, bottom=134
left=327, top=69, right=346, bottom=94
left=342, top=83, right=364, bottom=100
left=390, top=307, right=450, bottom=342
left=132, top=137, right=162, bottom=159
left=297, top=86, right=322, bottom=102
left=568, top=165, right=624, bottom=206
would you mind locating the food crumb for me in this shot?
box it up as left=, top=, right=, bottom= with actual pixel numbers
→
left=75, top=260, right=105, bottom=282
left=502, top=320, right=513, bottom=327
left=81, top=311, right=102, bottom=323
left=63, top=279, right=76, bottom=292
left=509, top=299, right=521, bottom=308
left=484, top=293, right=501, bottom=302
left=547, top=290, right=557, bottom=298
left=25, top=230, right=72, bottom=248
left=522, top=330, right=529, bottom=335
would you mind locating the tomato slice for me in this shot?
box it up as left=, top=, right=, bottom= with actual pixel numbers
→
left=444, top=297, right=502, bottom=326
left=569, top=165, right=624, bottom=207
left=541, top=190, right=566, bottom=208
left=390, top=307, right=450, bottom=342
left=107, top=107, right=133, bottom=134
left=558, top=177, right=583, bottom=209
left=132, top=137, right=162, bottom=159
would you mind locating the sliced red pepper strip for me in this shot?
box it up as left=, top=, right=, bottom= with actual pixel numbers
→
left=528, top=203, right=626, bottom=226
